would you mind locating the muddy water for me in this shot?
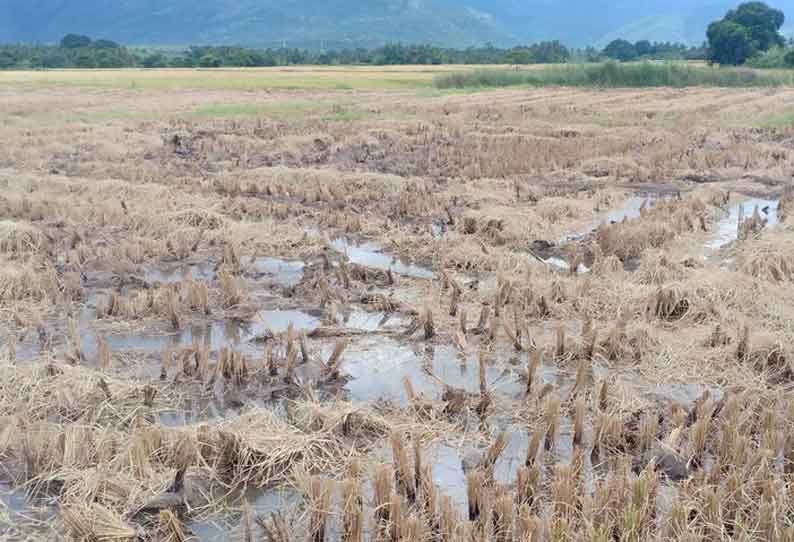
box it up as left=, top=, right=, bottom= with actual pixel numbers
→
left=709, top=198, right=779, bottom=248
left=331, top=238, right=434, bottom=279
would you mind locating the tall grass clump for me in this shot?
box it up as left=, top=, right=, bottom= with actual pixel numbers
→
left=434, top=62, right=794, bottom=89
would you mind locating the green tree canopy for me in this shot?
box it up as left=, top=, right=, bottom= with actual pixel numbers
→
left=708, top=2, right=785, bottom=64
left=707, top=20, right=755, bottom=65
left=60, top=34, right=91, bottom=49
left=725, top=1, right=785, bottom=50
left=603, top=39, right=638, bottom=61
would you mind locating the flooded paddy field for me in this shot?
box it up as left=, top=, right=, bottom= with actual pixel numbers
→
left=2, top=71, right=794, bottom=540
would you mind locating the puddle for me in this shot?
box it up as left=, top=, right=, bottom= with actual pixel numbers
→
left=708, top=198, right=779, bottom=248
left=187, top=487, right=301, bottom=541
left=543, top=256, right=591, bottom=274
left=251, top=257, right=305, bottom=286
left=158, top=396, right=229, bottom=427
left=144, top=263, right=216, bottom=284
left=0, top=483, right=55, bottom=539
left=330, top=238, right=434, bottom=279
left=431, top=444, right=469, bottom=511
left=646, top=381, right=722, bottom=406
left=337, top=340, right=530, bottom=404
left=336, top=310, right=406, bottom=332
left=429, top=426, right=571, bottom=516
left=603, top=196, right=654, bottom=225
left=256, top=309, right=321, bottom=334
left=560, top=194, right=658, bottom=244
left=8, top=309, right=323, bottom=365
left=89, top=309, right=320, bottom=358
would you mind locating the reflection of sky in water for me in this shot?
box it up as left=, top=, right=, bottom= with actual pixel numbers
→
left=560, top=195, right=656, bottom=243
left=251, top=257, right=305, bottom=286
left=603, top=196, right=653, bottom=225
left=331, top=238, right=434, bottom=279
left=543, top=256, right=591, bottom=274
left=708, top=198, right=778, bottom=248
left=10, top=308, right=322, bottom=364
left=187, top=487, right=301, bottom=542
left=336, top=340, right=531, bottom=404
left=0, top=482, right=55, bottom=538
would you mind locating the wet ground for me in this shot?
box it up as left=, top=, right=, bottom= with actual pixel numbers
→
left=0, top=185, right=787, bottom=540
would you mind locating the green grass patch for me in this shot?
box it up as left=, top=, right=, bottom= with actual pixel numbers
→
left=757, top=110, right=794, bottom=128
left=434, top=62, right=794, bottom=89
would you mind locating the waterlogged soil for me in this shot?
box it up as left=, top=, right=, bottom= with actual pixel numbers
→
left=709, top=197, right=780, bottom=248
left=187, top=487, right=302, bottom=542
left=0, top=483, right=55, bottom=539
left=335, top=340, right=529, bottom=404
left=539, top=193, right=663, bottom=271
left=331, top=238, right=434, bottom=279
left=543, top=191, right=782, bottom=270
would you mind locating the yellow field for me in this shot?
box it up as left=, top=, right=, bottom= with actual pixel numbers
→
left=0, top=65, right=485, bottom=90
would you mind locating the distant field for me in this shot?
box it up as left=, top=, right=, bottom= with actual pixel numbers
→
left=4, top=63, right=792, bottom=93
left=0, top=65, right=478, bottom=91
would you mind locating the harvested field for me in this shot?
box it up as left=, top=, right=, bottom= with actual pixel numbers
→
left=2, top=67, right=794, bottom=541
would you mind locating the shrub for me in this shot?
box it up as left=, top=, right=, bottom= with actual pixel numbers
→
left=434, top=62, right=794, bottom=89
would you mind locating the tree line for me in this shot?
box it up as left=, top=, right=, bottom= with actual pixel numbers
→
left=0, top=3, right=788, bottom=70
left=0, top=34, right=704, bottom=70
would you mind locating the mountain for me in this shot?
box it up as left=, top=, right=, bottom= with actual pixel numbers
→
left=1, top=0, right=793, bottom=48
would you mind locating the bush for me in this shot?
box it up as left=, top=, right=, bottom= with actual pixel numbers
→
left=434, top=62, right=794, bottom=89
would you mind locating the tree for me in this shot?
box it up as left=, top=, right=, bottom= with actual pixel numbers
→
left=707, top=20, right=755, bottom=65
left=725, top=1, right=784, bottom=50
left=603, top=39, right=638, bottom=61
left=634, top=40, right=653, bottom=57
left=60, top=34, right=91, bottom=49
left=143, top=53, right=168, bottom=68
left=707, top=2, right=785, bottom=64
left=0, top=51, right=16, bottom=69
